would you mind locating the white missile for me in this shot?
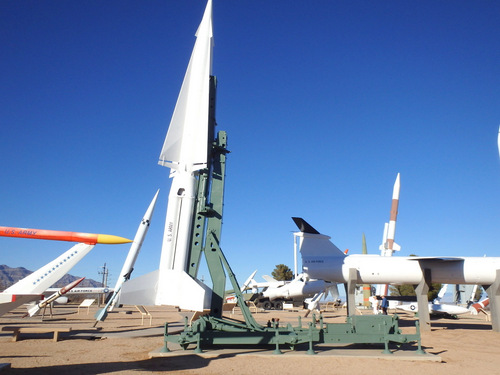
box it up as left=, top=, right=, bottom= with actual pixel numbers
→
left=396, top=284, right=469, bottom=317
left=111, top=190, right=159, bottom=306
left=94, top=190, right=159, bottom=324
left=379, top=173, right=401, bottom=257
left=155, top=0, right=214, bottom=310
left=294, top=217, right=500, bottom=286
left=396, top=302, right=470, bottom=316
left=262, top=274, right=331, bottom=301
left=376, top=173, right=401, bottom=296
left=28, top=277, right=85, bottom=317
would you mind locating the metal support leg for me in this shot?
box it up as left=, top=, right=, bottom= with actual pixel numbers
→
left=346, top=268, right=357, bottom=316
left=483, top=269, right=500, bottom=332
left=415, top=268, right=431, bottom=331
left=161, top=323, right=171, bottom=353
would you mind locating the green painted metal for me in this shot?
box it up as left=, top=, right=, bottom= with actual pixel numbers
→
left=163, top=313, right=424, bottom=354
left=187, top=76, right=218, bottom=279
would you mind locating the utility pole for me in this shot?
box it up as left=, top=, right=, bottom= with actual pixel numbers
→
left=98, top=263, right=109, bottom=306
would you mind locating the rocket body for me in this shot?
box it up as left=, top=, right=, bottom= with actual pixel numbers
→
left=0, top=226, right=131, bottom=245
left=159, top=173, right=197, bottom=272
left=376, top=173, right=401, bottom=296
left=263, top=276, right=329, bottom=301
left=153, top=0, right=214, bottom=311
left=304, top=253, right=500, bottom=286
left=379, top=173, right=401, bottom=257
left=28, top=277, right=85, bottom=316
left=105, top=190, right=159, bottom=313
left=294, top=217, right=500, bottom=289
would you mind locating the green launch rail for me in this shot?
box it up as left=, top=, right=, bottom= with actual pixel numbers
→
left=162, top=313, right=424, bottom=355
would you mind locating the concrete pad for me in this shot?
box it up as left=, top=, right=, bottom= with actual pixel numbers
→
left=149, top=343, right=441, bottom=362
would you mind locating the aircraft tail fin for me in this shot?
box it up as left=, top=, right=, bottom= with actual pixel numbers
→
left=292, top=217, right=346, bottom=258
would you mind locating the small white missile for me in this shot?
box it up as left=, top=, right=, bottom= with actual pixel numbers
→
left=94, top=190, right=159, bottom=324
left=380, top=173, right=401, bottom=257
left=28, top=277, right=85, bottom=317
left=396, top=302, right=469, bottom=316
left=376, top=173, right=401, bottom=296
left=262, top=275, right=330, bottom=301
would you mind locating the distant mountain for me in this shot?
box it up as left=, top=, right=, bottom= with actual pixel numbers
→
left=0, top=264, right=103, bottom=291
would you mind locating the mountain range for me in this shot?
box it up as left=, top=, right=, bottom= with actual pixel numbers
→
left=0, top=264, right=103, bottom=291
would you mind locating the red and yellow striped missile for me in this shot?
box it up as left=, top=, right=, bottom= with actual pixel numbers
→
left=0, top=226, right=132, bottom=245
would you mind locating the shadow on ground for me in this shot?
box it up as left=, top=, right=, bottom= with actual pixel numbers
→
left=4, top=354, right=233, bottom=374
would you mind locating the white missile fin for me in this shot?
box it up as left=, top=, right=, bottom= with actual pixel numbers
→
left=155, top=270, right=211, bottom=311
left=240, top=270, right=258, bottom=292
left=262, top=275, right=279, bottom=283
left=158, top=0, right=213, bottom=172
left=119, top=270, right=159, bottom=306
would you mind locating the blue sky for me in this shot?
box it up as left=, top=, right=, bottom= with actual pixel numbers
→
left=1, top=1, right=499, bottom=289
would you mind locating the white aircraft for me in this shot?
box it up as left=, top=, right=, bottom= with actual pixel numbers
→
left=396, top=284, right=470, bottom=317
left=0, top=242, right=95, bottom=317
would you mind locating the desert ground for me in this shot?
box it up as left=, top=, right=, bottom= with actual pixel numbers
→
left=0, top=302, right=498, bottom=374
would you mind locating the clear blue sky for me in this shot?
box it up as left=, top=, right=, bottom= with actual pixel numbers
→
left=1, top=1, right=499, bottom=288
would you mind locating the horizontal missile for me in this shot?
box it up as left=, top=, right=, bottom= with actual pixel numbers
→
left=293, top=217, right=500, bottom=286
left=0, top=226, right=132, bottom=245
left=28, top=277, right=85, bottom=317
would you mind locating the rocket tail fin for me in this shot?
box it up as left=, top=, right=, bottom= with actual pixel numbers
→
left=120, top=269, right=211, bottom=312
left=119, top=270, right=159, bottom=306
left=156, top=270, right=211, bottom=311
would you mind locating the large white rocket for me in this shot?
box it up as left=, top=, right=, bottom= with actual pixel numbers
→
left=121, top=1, right=214, bottom=311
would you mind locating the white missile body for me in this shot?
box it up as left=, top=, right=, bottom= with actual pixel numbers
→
left=376, top=173, right=401, bottom=296
left=262, top=274, right=332, bottom=301
left=396, top=302, right=470, bottom=316
left=294, top=218, right=500, bottom=286
left=379, top=173, right=401, bottom=257
left=396, top=284, right=469, bottom=316
left=94, top=191, right=159, bottom=323
left=109, top=190, right=159, bottom=311
left=155, top=0, right=214, bottom=310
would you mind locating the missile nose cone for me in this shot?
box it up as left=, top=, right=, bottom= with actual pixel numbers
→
left=392, top=173, right=401, bottom=199
left=96, top=234, right=133, bottom=244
